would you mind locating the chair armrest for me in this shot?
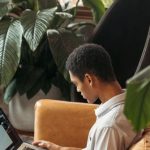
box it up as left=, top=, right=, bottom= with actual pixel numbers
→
left=129, top=128, right=150, bottom=150
left=34, top=100, right=97, bottom=148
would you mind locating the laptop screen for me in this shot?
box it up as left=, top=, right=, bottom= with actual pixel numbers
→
left=0, top=124, right=13, bottom=149
left=0, top=108, right=22, bottom=150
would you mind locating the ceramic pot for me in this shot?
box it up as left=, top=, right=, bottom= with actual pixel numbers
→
left=8, top=84, right=63, bottom=131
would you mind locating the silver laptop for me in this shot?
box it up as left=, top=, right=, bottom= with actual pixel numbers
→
left=0, top=108, right=44, bottom=150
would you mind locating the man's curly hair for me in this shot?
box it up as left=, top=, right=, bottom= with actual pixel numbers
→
left=66, top=43, right=116, bottom=82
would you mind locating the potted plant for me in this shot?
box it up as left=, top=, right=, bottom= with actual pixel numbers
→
left=0, top=0, right=107, bottom=131
left=0, top=0, right=107, bottom=102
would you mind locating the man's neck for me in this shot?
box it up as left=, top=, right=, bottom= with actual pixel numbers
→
left=97, top=81, right=124, bottom=104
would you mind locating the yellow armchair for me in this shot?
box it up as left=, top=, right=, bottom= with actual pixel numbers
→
left=34, top=100, right=97, bottom=148
left=34, top=99, right=150, bottom=149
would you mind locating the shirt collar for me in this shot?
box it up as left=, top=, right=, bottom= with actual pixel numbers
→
left=95, top=92, right=126, bottom=118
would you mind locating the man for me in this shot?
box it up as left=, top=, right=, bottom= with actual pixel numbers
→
left=33, top=44, right=136, bottom=150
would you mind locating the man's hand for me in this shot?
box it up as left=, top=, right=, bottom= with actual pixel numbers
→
left=33, top=140, right=83, bottom=150
left=32, top=140, right=60, bottom=150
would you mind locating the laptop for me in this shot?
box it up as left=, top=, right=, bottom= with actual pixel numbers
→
left=0, top=108, right=44, bottom=150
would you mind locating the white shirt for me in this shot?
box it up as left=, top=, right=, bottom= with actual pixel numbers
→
left=83, top=92, right=137, bottom=150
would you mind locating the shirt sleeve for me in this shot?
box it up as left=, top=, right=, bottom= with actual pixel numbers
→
left=94, top=127, right=123, bottom=150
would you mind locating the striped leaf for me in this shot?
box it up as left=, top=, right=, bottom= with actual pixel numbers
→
left=0, top=19, right=23, bottom=86
left=21, top=7, right=57, bottom=51
left=47, top=28, right=84, bottom=81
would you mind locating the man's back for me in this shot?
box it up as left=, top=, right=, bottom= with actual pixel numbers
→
left=84, top=92, right=136, bottom=150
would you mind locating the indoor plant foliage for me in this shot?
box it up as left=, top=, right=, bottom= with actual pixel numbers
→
left=0, top=0, right=106, bottom=103
left=124, top=65, right=150, bottom=132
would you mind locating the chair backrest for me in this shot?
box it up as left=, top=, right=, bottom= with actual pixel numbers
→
left=89, top=0, right=150, bottom=87
left=34, top=100, right=97, bottom=148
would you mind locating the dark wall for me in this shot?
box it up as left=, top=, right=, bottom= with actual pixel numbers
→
left=88, top=0, right=150, bottom=87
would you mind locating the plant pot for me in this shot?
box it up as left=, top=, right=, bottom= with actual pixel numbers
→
left=8, top=84, right=63, bottom=132
left=0, top=87, right=8, bottom=115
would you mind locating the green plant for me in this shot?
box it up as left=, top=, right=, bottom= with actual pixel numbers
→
left=124, top=65, right=150, bottom=132
left=0, top=0, right=107, bottom=103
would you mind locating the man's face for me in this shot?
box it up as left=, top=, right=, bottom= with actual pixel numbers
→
left=69, top=71, right=98, bottom=103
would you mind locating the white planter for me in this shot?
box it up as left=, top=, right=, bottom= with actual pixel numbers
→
left=0, top=87, right=8, bottom=116
left=8, top=84, right=63, bottom=132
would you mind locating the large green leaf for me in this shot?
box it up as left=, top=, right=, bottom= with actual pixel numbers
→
left=124, top=66, right=150, bottom=131
left=38, top=0, right=58, bottom=10
left=21, top=7, right=57, bottom=51
left=12, top=0, right=38, bottom=11
left=26, top=70, right=53, bottom=99
left=27, top=0, right=39, bottom=11
left=14, top=0, right=58, bottom=11
left=0, top=19, right=23, bottom=86
left=82, top=0, right=105, bottom=23
left=15, top=66, right=44, bottom=95
left=51, top=71, right=70, bottom=100
left=101, top=0, right=114, bottom=8
left=0, top=4, right=8, bottom=17
left=0, top=1, right=13, bottom=17
left=15, top=38, right=57, bottom=98
left=53, top=12, right=73, bottom=28
left=55, top=12, right=73, bottom=29
left=67, top=22, right=95, bottom=41
left=0, top=0, right=10, bottom=2
left=50, top=11, right=73, bottom=29
left=47, top=28, right=83, bottom=81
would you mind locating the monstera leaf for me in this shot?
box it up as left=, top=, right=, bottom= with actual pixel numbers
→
left=47, top=28, right=83, bottom=81
left=124, top=66, right=150, bottom=131
left=82, top=0, right=105, bottom=23
left=0, top=19, right=23, bottom=86
left=21, top=7, right=57, bottom=51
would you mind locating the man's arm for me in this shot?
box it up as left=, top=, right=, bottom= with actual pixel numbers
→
left=59, top=147, right=82, bottom=150
left=94, top=127, right=122, bottom=150
left=33, top=140, right=83, bottom=150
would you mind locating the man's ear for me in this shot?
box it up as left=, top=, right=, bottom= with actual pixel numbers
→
left=85, top=73, right=93, bottom=86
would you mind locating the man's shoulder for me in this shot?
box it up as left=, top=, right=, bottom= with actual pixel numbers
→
left=96, top=104, right=126, bottom=128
